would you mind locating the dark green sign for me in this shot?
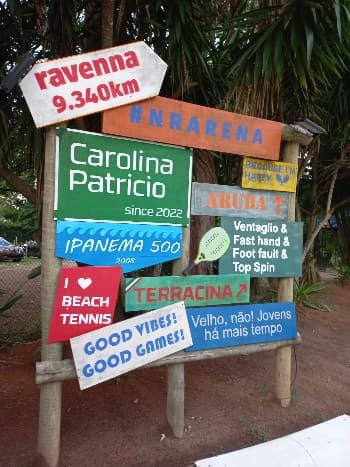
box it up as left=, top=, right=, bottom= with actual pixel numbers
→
left=219, top=218, right=303, bottom=277
left=54, top=128, right=192, bottom=225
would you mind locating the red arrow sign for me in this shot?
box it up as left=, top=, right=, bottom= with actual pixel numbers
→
left=20, top=41, right=167, bottom=128
left=236, top=283, right=248, bottom=298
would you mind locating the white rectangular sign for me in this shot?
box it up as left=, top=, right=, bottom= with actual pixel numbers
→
left=20, top=41, right=167, bottom=128
left=70, top=301, right=192, bottom=390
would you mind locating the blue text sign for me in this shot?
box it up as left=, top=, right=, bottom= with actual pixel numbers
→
left=56, top=220, right=182, bottom=272
left=186, top=302, right=297, bottom=351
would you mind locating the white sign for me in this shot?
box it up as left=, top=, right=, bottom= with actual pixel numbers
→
left=70, top=301, right=192, bottom=390
left=20, top=41, right=167, bottom=128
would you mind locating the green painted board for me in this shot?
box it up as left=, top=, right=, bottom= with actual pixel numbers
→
left=54, top=127, right=192, bottom=225
left=125, top=274, right=250, bottom=312
left=219, top=218, right=303, bottom=277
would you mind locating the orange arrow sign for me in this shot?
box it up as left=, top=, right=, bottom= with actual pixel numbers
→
left=103, top=96, right=283, bottom=160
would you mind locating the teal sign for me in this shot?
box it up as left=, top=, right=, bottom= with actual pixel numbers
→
left=54, top=128, right=192, bottom=225
left=191, top=182, right=290, bottom=220
left=125, top=274, right=250, bottom=312
left=219, top=218, right=303, bottom=277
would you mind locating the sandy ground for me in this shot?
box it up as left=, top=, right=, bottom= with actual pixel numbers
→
left=0, top=270, right=349, bottom=466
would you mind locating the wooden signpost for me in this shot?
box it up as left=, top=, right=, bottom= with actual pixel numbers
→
left=191, top=182, right=290, bottom=220
left=241, top=157, right=298, bottom=192
left=54, top=127, right=192, bottom=225
left=70, top=301, right=192, bottom=390
left=26, top=37, right=312, bottom=464
left=186, top=302, right=297, bottom=351
left=102, top=96, right=283, bottom=160
left=125, top=274, right=250, bottom=312
left=20, top=42, right=167, bottom=128
left=219, top=218, right=303, bottom=277
left=55, top=220, right=183, bottom=271
left=48, top=265, right=122, bottom=342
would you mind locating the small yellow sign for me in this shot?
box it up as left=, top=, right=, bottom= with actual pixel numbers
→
left=241, top=157, right=297, bottom=192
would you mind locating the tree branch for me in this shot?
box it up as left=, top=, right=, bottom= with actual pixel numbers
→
left=0, top=160, right=37, bottom=206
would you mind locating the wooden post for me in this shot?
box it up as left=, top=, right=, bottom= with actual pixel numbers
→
left=167, top=226, right=190, bottom=438
left=36, top=127, right=63, bottom=466
left=274, top=140, right=299, bottom=407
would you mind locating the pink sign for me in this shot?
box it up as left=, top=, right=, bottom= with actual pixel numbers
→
left=48, top=266, right=122, bottom=343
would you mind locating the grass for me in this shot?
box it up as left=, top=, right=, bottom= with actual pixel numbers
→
left=238, top=416, right=269, bottom=446
left=291, top=384, right=300, bottom=403
left=260, top=383, right=271, bottom=394
left=294, top=279, right=332, bottom=312
left=335, top=263, right=350, bottom=285
left=247, top=425, right=268, bottom=444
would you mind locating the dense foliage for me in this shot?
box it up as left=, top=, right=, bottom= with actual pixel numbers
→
left=0, top=0, right=349, bottom=272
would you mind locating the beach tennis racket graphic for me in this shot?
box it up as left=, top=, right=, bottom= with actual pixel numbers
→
left=182, top=227, right=230, bottom=275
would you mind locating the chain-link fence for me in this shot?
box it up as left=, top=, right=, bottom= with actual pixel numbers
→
left=0, top=260, right=41, bottom=345
left=0, top=259, right=77, bottom=347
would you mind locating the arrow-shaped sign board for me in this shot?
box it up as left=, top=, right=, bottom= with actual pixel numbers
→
left=125, top=274, right=250, bottom=312
left=19, top=41, right=167, bottom=128
left=102, top=96, right=283, bottom=160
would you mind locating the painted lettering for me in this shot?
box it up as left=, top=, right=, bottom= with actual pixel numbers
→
left=34, top=50, right=140, bottom=90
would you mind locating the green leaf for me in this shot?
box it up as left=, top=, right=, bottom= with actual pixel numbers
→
left=334, top=0, right=341, bottom=38
left=0, top=294, right=23, bottom=315
left=262, top=38, right=272, bottom=81
left=274, top=31, right=283, bottom=79
left=27, top=265, right=41, bottom=280
left=253, top=51, right=262, bottom=86
left=305, top=25, right=314, bottom=64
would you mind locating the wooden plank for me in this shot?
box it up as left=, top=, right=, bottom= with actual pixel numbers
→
left=37, top=127, right=63, bottom=467
left=36, top=335, right=301, bottom=384
left=274, top=141, right=299, bottom=408
left=167, top=364, right=185, bottom=438
left=20, top=42, right=167, bottom=128
left=166, top=226, right=190, bottom=438
left=102, top=96, right=283, bottom=160
left=191, top=182, right=290, bottom=220
left=241, top=157, right=298, bottom=192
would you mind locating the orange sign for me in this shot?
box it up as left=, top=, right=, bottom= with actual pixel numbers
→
left=102, top=96, right=282, bottom=160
